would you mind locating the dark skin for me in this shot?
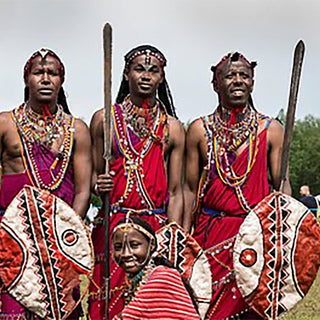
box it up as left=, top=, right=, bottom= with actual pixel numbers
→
left=0, top=55, right=92, bottom=218
left=112, top=228, right=153, bottom=275
left=90, top=54, right=185, bottom=224
left=183, top=60, right=291, bottom=232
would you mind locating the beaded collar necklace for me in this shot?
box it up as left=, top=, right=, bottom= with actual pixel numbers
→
left=196, top=105, right=260, bottom=213
left=20, top=103, right=64, bottom=147
left=12, top=103, right=75, bottom=191
left=212, top=105, right=258, bottom=152
left=123, top=98, right=160, bottom=139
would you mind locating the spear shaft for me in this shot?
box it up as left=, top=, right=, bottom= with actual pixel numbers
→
left=278, top=40, right=305, bottom=193
left=102, top=22, right=112, bottom=320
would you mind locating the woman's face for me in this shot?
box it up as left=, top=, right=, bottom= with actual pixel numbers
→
left=112, top=228, right=151, bottom=275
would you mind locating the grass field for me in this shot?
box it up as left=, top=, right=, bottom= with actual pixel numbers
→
left=283, top=270, right=320, bottom=320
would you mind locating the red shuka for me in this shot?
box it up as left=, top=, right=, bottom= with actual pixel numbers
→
left=89, top=101, right=170, bottom=319
left=113, top=266, right=199, bottom=320
left=193, top=115, right=271, bottom=320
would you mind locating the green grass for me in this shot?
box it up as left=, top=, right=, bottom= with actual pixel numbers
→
left=283, top=270, right=320, bottom=320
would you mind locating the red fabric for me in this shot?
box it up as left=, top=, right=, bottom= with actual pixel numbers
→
left=109, top=104, right=168, bottom=209
left=113, top=266, right=199, bottom=320
left=193, top=124, right=270, bottom=320
left=89, top=102, right=169, bottom=319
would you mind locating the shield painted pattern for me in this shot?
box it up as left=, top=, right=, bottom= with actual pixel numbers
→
left=156, top=222, right=212, bottom=320
left=234, top=192, right=320, bottom=319
left=0, top=186, right=94, bottom=320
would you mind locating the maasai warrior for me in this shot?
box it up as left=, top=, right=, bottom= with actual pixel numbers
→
left=112, top=217, right=199, bottom=320
left=183, top=52, right=291, bottom=319
left=89, top=45, right=185, bottom=318
left=0, top=48, right=92, bottom=318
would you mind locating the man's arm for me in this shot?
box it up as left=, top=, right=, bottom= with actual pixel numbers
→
left=183, top=119, right=205, bottom=232
left=268, top=119, right=292, bottom=195
left=72, top=118, right=92, bottom=218
left=165, top=118, right=185, bottom=225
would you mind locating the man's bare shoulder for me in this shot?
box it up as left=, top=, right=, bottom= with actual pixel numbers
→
left=167, top=115, right=185, bottom=133
left=267, top=118, right=284, bottom=145
left=0, top=111, right=15, bottom=131
left=184, top=117, right=207, bottom=148
left=91, top=108, right=104, bottom=125
left=74, top=117, right=90, bottom=132
left=0, top=111, right=13, bottom=122
left=187, top=117, right=206, bottom=137
left=268, top=118, right=284, bottom=135
left=268, top=118, right=284, bottom=131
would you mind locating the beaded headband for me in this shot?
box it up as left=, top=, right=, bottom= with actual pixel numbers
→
left=23, top=48, right=65, bottom=83
left=211, top=52, right=257, bottom=81
left=125, top=48, right=166, bottom=68
left=112, top=222, right=156, bottom=245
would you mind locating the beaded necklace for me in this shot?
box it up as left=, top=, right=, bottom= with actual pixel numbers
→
left=12, top=103, right=75, bottom=191
left=196, top=106, right=260, bottom=213
left=212, top=105, right=258, bottom=152
left=123, top=259, right=155, bottom=305
left=124, top=100, right=159, bottom=139
left=112, top=97, right=165, bottom=209
left=23, top=104, right=64, bottom=147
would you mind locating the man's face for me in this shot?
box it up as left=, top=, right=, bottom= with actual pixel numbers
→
left=125, top=54, right=163, bottom=99
left=214, top=60, right=254, bottom=109
left=300, top=186, right=309, bottom=197
left=112, top=228, right=151, bottom=275
left=25, top=55, right=62, bottom=105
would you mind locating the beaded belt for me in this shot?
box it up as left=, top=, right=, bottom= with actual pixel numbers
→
left=94, top=206, right=166, bottom=225
left=110, top=205, right=165, bottom=216
left=202, top=207, right=246, bottom=218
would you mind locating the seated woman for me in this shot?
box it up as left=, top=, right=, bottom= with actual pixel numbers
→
left=111, top=217, right=200, bottom=320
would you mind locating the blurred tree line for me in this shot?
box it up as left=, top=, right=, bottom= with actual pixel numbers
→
left=277, top=110, right=320, bottom=199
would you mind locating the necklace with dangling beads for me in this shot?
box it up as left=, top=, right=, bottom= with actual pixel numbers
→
left=123, top=259, right=155, bottom=305
left=123, top=98, right=160, bottom=139
left=21, top=103, right=64, bottom=147
left=112, top=96, right=164, bottom=210
left=213, top=105, right=258, bottom=153
left=12, top=103, right=75, bottom=191
left=197, top=105, right=261, bottom=213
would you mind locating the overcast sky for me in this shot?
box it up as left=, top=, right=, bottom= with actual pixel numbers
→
left=0, top=0, right=319, bottom=124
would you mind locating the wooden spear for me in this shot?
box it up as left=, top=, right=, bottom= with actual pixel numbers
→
left=278, top=40, right=305, bottom=192
left=103, top=22, right=112, bottom=320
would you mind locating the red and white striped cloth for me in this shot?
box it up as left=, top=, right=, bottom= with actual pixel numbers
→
left=113, top=266, right=200, bottom=319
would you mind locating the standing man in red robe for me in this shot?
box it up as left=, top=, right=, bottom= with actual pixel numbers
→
left=183, top=52, right=291, bottom=319
left=89, top=45, right=185, bottom=319
left=0, top=48, right=92, bottom=318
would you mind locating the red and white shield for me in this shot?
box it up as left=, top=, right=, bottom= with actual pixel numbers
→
left=0, top=186, right=94, bottom=320
left=234, top=192, right=320, bottom=319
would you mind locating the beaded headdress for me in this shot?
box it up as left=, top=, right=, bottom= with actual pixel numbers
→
left=124, top=45, right=167, bottom=68
left=23, top=48, right=65, bottom=84
left=112, top=220, right=156, bottom=247
left=211, top=52, right=257, bottom=82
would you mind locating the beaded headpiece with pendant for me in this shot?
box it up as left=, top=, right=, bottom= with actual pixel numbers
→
left=23, top=48, right=65, bottom=83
